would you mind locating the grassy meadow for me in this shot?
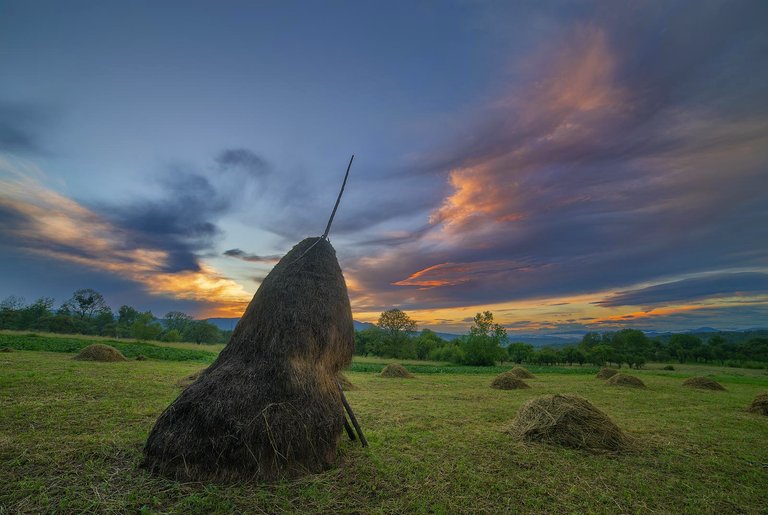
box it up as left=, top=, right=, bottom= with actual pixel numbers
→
left=1, top=334, right=767, bottom=513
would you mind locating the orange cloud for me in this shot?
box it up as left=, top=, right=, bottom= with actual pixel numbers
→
left=0, top=170, right=252, bottom=317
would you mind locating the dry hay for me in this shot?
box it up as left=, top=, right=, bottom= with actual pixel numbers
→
left=747, top=392, right=768, bottom=415
left=380, top=363, right=414, bottom=378
left=508, top=394, right=630, bottom=452
left=337, top=373, right=356, bottom=390
left=135, top=355, right=147, bottom=361
left=606, top=373, right=646, bottom=388
left=73, top=344, right=127, bottom=362
left=509, top=366, right=535, bottom=379
left=662, top=365, right=675, bottom=371
left=596, top=367, right=618, bottom=380
left=682, top=376, right=726, bottom=391
left=491, top=372, right=531, bottom=390
left=143, top=237, right=354, bottom=482
left=1, top=347, right=12, bottom=353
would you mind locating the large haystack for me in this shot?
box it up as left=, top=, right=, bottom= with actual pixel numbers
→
left=596, top=367, right=618, bottom=380
left=509, top=366, right=535, bottom=379
left=491, top=372, right=531, bottom=390
left=143, top=237, right=355, bottom=481
left=682, top=376, right=726, bottom=391
left=747, top=392, right=768, bottom=415
left=606, top=373, right=646, bottom=388
left=380, top=363, right=414, bottom=378
left=508, top=394, right=630, bottom=452
left=73, top=344, right=127, bottom=362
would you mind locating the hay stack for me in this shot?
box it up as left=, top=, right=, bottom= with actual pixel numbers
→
left=491, top=372, right=531, bottom=390
left=73, top=344, right=127, bottom=362
left=1, top=347, right=13, bottom=352
left=662, top=365, right=675, bottom=371
left=143, top=237, right=354, bottom=481
left=509, top=366, right=535, bottom=379
left=508, top=394, right=630, bottom=452
left=606, top=373, right=646, bottom=388
left=747, top=392, right=768, bottom=415
left=380, top=363, right=414, bottom=378
left=682, top=376, right=726, bottom=391
left=135, top=354, right=147, bottom=361
left=596, top=367, right=618, bottom=380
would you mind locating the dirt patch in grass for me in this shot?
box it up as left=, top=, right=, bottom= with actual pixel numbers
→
left=606, top=373, right=646, bottom=388
left=508, top=393, right=631, bottom=452
left=491, top=372, right=531, bottom=390
left=381, top=363, right=414, bottom=378
left=73, top=344, right=127, bottom=362
left=682, top=377, right=726, bottom=391
left=596, top=367, right=618, bottom=380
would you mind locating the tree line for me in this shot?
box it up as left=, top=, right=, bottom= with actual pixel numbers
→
left=357, top=309, right=768, bottom=368
left=0, top=289, right=228, bottom=344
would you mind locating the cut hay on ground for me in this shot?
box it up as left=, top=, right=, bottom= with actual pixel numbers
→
left=491, top=372, right=531, bottom=390
left=596, top=367, right=618, bottom=380
left=135, top=355, right=147, bottom=361
left=606, top=373, right=646, bottom=388
left=747, top=392, right=768, bottom=415
left=176, top=369, right=206, bottom=388
left=662, top=365, right=675, bottom=371
left=509, top=366, right=535, bottom=379
left=337, top=373, right=356, bottom=390
left=508, top=394, right=630, bottom=452
left=73, top=344, right=127, bottom=362
left=143, top=237, right=355, bottom=482
left=682, top=376, right=726, bottom=391
left=380, top=363, right=414, bottom=378
left=1, top=347, right=12, bottom=352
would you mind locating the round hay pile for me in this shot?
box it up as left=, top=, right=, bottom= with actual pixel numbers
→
left=596, top=367, right=618, bottom=380
left=509, top=366, right=535, bottom=379
left=1, top=347, right=13, bottom=353
left=491, top=372, right=531, bottom=390
left=508, top=394, right=630, bottom=452
left=682, top=376, right=726, bottom=391
left=176, top=369, right=206, bottom=388
left=380, top=363, right=414, bottom=378
left=606, top=373, right=646, bottom=388
left=135, top=355, right=147, bottom=361
left=747, top=392, right=768, bottom=415
left=337, top=373, right=356, bottom=391
left=662, top=365, right=675, bottom=371
left=73, top=344, right=127, bottom=362
left=143, top=237, right=355, bottom=482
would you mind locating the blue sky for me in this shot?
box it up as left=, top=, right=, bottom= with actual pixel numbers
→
left=1, top=1, right=767, bottom=333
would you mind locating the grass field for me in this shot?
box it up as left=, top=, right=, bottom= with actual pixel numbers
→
left=1, top=339, right=767, bottom=513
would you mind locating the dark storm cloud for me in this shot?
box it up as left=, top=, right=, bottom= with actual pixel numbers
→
left=595, top=272, right=768, bottom=308
left=216, top=148, right=270, bottom=178
left=222, top=248, right=280, bottom=263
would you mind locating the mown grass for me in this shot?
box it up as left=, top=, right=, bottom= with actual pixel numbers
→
left=1, top=348, right=767, bottom=514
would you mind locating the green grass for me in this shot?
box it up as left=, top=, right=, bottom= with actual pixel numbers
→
left=1, top=348, right=767, bottom=513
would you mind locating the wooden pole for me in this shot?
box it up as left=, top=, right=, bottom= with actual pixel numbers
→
left=338, top=383, right=368, bottom=447
left=322, top=154, right=354, bottom=239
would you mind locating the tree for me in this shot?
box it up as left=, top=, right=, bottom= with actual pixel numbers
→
left=164, top=311, right=193, bottom=333
left=461, top=311, right=507, bottom=366
left=415, top=329, right=444, bottom=360
left=183, top=320, right=221, bottom=344
left=668, top=334, right=702, bottom=363
left=117, top=305, right=139, bottom=337
left=376, top=309, right=417, bottom=358
left=131, top=311, right=162, bottom=341
left=63, top=289, right=108, bottom=319
left=507, top=342, right=534, bottom=364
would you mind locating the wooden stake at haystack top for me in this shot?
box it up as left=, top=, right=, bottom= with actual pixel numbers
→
left=143, top=155, right=365, bottom=481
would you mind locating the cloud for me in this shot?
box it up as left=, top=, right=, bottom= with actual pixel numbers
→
left=216, top=148, right=270, bottom=178
left=595, top=272, right=768, bottom=308
left=223, top=248, right=280, bottom=263
left=0, top=160, right=252, bottom=316
left=0, top=101, right=52, bottom=154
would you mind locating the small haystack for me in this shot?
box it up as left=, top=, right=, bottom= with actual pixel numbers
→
left=508, top=394, right=630, bottom=452
left=1, top=347, right=13, bottom=353
left=337, top=373, right=356, bottom=391
left=135, top=355, right=147, bottom=361
left=73, top=344, right=127, bottom=362
left=596, top=367, right=618, bottom=380
left=606, top=373, right=646, bottom=388
left=747, top=392, right=768, bottom=415
left=491, top=372, right=531, bottom=390
left=143, top=237, right=356, bottom=481
left=682, top=376, right=726, bottom=391
left=662, top=365, right=675, bottom=371
left=380, top=363, right=414, bottom=378
left=509, top=366, right=536, bottom=379
left=176, top=368, right=206, bottom=388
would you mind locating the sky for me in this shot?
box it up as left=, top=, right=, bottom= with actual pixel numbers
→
left=1, top=0, right=767, bottom=334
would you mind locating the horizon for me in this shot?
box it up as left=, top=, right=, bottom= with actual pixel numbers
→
left=2, top=1, right=767, bottom=334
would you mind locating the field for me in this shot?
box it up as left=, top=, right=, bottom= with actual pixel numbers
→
left=1, top=335, right=767, bottom=513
